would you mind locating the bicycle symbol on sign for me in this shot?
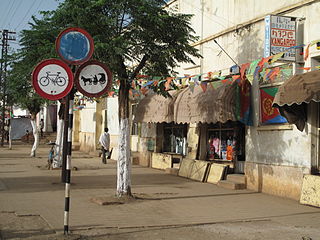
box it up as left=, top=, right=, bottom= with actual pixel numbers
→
left=39, top=71, right=66, bottom=87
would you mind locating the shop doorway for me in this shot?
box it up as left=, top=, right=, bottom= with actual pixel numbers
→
left=204, top=121, right=246, bottom=173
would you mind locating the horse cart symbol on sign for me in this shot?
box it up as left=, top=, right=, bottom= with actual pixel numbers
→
left=81, top=73, right=106, bottom=86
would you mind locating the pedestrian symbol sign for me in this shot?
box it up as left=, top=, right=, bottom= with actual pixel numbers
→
left=75, top=60, right=112, bottom=98
left=32, top=59, right=74, bottom=100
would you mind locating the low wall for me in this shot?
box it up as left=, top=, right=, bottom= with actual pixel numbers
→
left=151, top=153, right=172, bottom=170
left=79, top=132, right=96, bottom=153
left=245, top=161, right=310, bottom=200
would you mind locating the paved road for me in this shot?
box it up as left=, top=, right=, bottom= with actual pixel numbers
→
left=0, top=143, right=320, bottom=239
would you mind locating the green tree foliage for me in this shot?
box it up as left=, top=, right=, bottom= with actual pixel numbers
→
left=7, top=12, right=58, bottom=116
left=8, top=0, right=200, bottom=196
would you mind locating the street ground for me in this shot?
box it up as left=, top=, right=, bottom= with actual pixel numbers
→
left=0, top=142, right=320, bottom=240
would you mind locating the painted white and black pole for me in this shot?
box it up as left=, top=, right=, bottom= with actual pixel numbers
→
left=63, top=92, right=74, bottom=235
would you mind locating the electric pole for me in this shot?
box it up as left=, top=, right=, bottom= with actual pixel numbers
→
left=0, top=30, right=15, bottom=146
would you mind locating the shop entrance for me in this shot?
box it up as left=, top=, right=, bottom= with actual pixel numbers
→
left=203, top=121, right=245, bottom=173
left=310, top=102, right=320, bottom=175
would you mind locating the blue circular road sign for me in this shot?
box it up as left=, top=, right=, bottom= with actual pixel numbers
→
left=56, top=27, right=94, bottom=65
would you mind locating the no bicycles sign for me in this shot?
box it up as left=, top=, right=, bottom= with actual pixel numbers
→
left=32, top=59, right=74, bottom=100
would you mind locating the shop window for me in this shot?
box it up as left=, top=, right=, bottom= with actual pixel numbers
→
left=163, top=123, right=187, bottom=155
left=207, top=122, right=244, bottom=161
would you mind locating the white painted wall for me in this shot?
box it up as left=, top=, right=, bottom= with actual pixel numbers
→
left=106, top=97, right=119, bottom=134
left=80, top=101, right=96, bottom=133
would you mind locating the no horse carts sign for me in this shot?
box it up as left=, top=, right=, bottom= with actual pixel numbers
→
left=74, top=60, right=112, bottom=98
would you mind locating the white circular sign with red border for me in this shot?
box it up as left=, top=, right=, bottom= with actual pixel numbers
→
left=75, top=60, right=112, bottom=97
left=32, top=59, right=74, bottom=100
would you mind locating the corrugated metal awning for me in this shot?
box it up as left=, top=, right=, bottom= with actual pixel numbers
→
left=273, top=70, right=320, bottom=107
left=133, top=90, right=180, bottom=123
left=173, top=83, right=237, bottom=124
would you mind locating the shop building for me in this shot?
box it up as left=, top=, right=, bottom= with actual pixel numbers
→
left=131, top=0, right=320, bottom=202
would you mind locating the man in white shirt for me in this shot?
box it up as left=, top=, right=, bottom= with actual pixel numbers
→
left=99, top=128, right=110, bottom=164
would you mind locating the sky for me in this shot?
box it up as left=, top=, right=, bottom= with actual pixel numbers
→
left=0, top=0, right=62, bottom=51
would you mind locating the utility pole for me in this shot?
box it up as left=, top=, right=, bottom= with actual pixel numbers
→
left=0, top=30, right=15, bottom=146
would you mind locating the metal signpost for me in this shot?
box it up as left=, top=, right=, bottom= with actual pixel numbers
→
left=32, top=27, right=112, bottom=235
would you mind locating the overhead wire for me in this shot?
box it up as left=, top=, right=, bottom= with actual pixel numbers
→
left=14, top=0, right=37, bottom=31
left=21, top=0, right=44, bottom=30
left=7, top=0, right=23, bottom=29
left=0, top=0, right=15, bottom=29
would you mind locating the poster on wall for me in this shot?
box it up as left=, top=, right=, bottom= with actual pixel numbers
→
left=260, top=87, right=287, bottom=124
left=264, top=15, right=296, bottom=61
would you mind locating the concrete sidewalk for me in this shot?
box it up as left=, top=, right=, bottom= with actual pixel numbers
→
left=1, top=143, right=320, bottom=239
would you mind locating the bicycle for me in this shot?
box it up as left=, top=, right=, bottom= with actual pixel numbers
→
left=39, top=71, right=66, bottom=87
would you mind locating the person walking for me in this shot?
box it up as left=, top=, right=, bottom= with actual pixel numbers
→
left=40, top=119, right=44, bottom=138
left=99, top=128, right=110, bottom=164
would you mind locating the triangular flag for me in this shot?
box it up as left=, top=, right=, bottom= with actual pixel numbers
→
left=153, top=80, right=159, bottom=86
left=189, top=82, right=195, bottom=93
left=310, top=39, right=320, bottom=46
left=269, top=67, right=280, bottom=81
left=240, top=63, right=250, bottom=80
left=232, top=75, right=240, bottom=81
left=165, top=77, right=173, bottom=90
left=298, top=67, right=311, bottom=71
left=141, top=87, right=148, bottom=95
left=304, top=44, right=310, bottom=61
left=271, top=52, right=284, bottom=63
left=200, top=82, right=207, bottom=92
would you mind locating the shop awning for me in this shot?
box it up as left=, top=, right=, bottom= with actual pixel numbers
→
left=272, top=70, right=320, bottom=131
left=273, top=70, right=320, bottom=107
left=133, top=90, right=179, bottom=123
left=174, top=83, right=237, bottom=124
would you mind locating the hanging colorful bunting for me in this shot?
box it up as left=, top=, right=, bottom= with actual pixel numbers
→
left=268, top=67, right=280, bottom=82
left=236, top=80, right=252, bottom=126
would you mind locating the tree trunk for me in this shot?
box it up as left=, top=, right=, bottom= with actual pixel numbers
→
left=8, top=120, right=12, bottom=150
left=52, top=101, right=64, bottom=168
left=53, top=119, right=64, bottom=168
left=117, top=79, right=132, bottom=197
left=30, top=114, right=39, bottom=157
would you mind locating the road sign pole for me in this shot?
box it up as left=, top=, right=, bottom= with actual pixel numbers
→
left=63, top=91, right=74, bottom=235
left=61, top=95, right=69, bottom=183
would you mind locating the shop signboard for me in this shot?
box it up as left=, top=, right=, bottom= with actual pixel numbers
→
left=32, top=59, right=74, bottom=100
left=264, top=15, right=296, bottom=61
